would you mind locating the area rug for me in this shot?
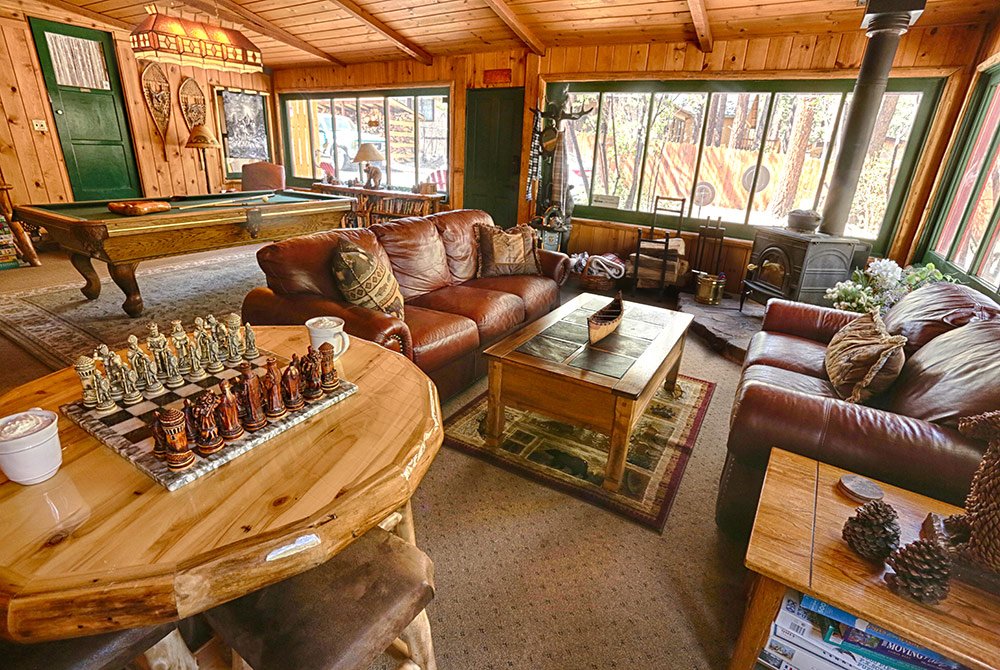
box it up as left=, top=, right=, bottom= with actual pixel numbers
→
left=0, top=250, right=265, bottom=370
left=444, top=375, right=714, bottom=531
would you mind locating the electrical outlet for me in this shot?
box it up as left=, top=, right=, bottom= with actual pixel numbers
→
left=32, top=119, right=48, bottom=132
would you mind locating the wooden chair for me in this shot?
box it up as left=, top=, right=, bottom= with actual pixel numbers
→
left=241, top=162, right=286, bottom=192
left=205, top=504, right=435, bottom=670
left=0, top=622, right=175, bottom=670
left=630, top=196, right=686, bottom=298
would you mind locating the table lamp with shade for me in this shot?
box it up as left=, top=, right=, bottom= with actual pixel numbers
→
left=185, top=124, right=222, bottom=194
left=353, top=143, right=385, bottom=189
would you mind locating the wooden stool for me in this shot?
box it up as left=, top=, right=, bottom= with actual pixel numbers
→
left=0, top=622, right=175, bottom=670
left=204, top=526, right=435, bottom=670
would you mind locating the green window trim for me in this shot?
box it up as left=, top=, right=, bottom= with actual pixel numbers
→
left=279, top=86, right=450, bottom=193
left=552, top=77, right=943, bottom=254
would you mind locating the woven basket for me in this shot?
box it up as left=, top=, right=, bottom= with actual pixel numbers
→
left=577, top=256, right=617, bottom=292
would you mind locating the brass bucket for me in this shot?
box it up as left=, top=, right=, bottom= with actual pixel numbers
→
left=695, top=274, right=725, bottom=305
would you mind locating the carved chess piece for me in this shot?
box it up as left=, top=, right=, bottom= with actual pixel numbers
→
left=318, top=342, right=339, bottom=393
left=146, top=322, right=170, bottom=380
left=183, top=398, right=197, bottom=443
left=157, top=408, right=196, bottom=470
left=262, top=358, right=286, bottom=420
left=151, top=410, right=168, bottom=460
left=126, top=335, right=150, bottom=390
left=281, top=355, right=305, bottom=411
left=223, top=323, right=242, bottom=364
left=74, top=355, right=98, bottom=408
left=216, top=379, right=245, bottom=441
left=205, top=334, right=224, bottom=374
left=243, top=323, right=259, bottom=360
left=193, top=316, right=209, bottom=358
left=225, top=313, right=243, bottom=350
left=238, top=362, right=268, bottom=431
left=206, top=314, right=226, bottom=346
left=192, top=392, right=224, bottom=456
left=122, top=368, right=142, bottom=405
left=187, top=339, right=208, bottom=381
left=170, top=320, right=192, bottom=374
left=300, top=347, right=324, bottom=401
left=105, top=352, right=126, bottom=400
left=93, top=369, right=117, bottom=413
left=93, top=343, right=111, bottom=366
left=163, top=351, right=185, bottom=389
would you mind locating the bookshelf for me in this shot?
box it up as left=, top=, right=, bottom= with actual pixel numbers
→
left=311, top=183, right=446, bottom=228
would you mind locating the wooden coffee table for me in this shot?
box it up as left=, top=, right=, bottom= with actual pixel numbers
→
left=483, top=292, right=693, bottom=492
left=730, top=449, right=1000, bottom=670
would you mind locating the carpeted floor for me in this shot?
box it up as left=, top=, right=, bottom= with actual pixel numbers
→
left=3, top=250, right=749, bottom=668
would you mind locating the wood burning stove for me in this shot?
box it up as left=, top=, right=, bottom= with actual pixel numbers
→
left=741, top=227, right=870, bottom=308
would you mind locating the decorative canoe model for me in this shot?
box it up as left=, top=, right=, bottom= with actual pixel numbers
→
left=588, top=291, right=624, bottom=345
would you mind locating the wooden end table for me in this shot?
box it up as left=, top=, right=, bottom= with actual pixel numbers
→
left=483, top=292, right=693, bottom=492
left=729, top=449, right=1000, bottom=670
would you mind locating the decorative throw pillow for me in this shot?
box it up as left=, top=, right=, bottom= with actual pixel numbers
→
left=331, top=239, right=404, bottom=319
left=476, top=224, right=542, bottom=278
left=824, top=311, right=907, bottom=404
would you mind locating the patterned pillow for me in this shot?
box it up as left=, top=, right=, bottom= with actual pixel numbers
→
left=331, top=239, right=404, bottom=319
left=824, top=311, right=907, bottom=403
left=476, top=224, right=542, bottom=278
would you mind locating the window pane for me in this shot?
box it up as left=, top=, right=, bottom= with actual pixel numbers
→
left=978, top=215, right=1000, bottom=287
left=565, top=92, right=599, bottom=205
left=638, top=92, right=707, bottom=213
left=417, top=95, right=449, bottom=191
left=693, top=92, right=769, bottom=222
left=357, top=97, right=387, bottom=179
left=953, top=145, right=1000, bottom=270
left=936, top=86, right=1000, bottom=255
left=388, top=97, right=416, bottom=188
left=285, top=99, right=312, bottom=179
left=332, top=98, right=360, bottom=182
left=45, top=33, right=110, bottom=89
left=309, top=99, right=332, bottom=180
left=748, top=93, right=841, bottom=226
left=592, top=93, right=651, bottom=211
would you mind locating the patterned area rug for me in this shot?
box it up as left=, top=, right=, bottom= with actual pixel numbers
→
left=0, top=250, right=264, bottom=370
left=444, top=375, right=714, bottom=531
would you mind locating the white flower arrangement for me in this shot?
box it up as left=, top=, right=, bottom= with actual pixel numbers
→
left=825, top=260, right=955, bottom=314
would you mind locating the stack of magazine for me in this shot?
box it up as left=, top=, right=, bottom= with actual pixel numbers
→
left=757, top=590, right=968, bottom=670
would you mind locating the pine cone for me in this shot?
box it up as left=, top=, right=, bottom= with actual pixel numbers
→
left=886, top=539, right=952, bottom=605
left=963, top=440, right=1000, bottom=572
left=843, top=500, right=901, bottom=563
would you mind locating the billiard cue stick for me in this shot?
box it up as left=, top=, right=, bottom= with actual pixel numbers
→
left=173, top=194, right=272, bottom=211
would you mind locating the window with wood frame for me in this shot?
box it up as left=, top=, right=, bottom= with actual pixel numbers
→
left=281, top=88, right=449, bottom=193
left=555, top=78, right=941, bottom=256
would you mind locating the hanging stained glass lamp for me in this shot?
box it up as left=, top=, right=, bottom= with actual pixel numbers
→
left=130, top=5, right=263, bottom=74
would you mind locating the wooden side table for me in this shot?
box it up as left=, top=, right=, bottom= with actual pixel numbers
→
left=730, top=449, right=999, bottom=670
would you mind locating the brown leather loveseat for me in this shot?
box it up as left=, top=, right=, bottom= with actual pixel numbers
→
left=716, top=282, right=1000, bottom=539
left=242, top=209, right=571, bottom=399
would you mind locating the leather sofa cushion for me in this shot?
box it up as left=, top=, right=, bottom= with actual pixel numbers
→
left=886, top=320, right=1000, bottom=427
left=409, top=285, right=525, bottom=343
left=824, top=312, right=907, bottom=403
left=741, top=364, right=842, bottom=399
left=431, top=209, right=494, bottom=283
left=331, top=239, right=405, bottom=319
left=884, top=282, right=1000, bottom=356
left=476, top=224, right=542, bottom=277
left=372, top=217, right=453, bottom=299
left=743, top=331, right=829, bottom=378
left=464, top=275, right=559, bottom=321
left=258, top=228, right=387, bottom=300
left=403, top=305, right=480, bottom=372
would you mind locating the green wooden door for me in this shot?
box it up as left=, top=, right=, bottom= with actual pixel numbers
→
left=464, top=87, right=524, bottom=228
left=30, top=18, right=141, bottom=201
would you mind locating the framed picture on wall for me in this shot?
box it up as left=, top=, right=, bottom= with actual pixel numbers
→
left=215, top=88, right=272, bottom=179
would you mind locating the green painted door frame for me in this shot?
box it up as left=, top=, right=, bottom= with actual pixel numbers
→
left=30, top=18, right=142, bottom=201
left=464, top=87, right=525, bottom=228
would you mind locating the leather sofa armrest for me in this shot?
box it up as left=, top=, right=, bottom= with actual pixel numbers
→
left=242, top=288, right=412, bottom=359
left=762, top=298, right=860, bottom=344
left=538, top=249, right=571, bottom=287
left=728, top=380, right=983, bottom=506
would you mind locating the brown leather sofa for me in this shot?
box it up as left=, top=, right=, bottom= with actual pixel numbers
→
left=242, top=209, right=571, bottom=399
left=716, top=282, right=1000, bottom=540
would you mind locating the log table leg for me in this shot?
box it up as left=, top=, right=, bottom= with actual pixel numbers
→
left=108, top=262, right=144, bottom=317
left=728, top=573, right=786, bottom=670
left=603, top=395, right=636, bottom=492
left=485, top=360, right=504, bottom=448
left=70, top=253, right=102, bottom=300
left=393, top=501, right=437, bottom=670
left=9, top=220, right=40, bottom=266
left=664, top=335, right=685, bottom=393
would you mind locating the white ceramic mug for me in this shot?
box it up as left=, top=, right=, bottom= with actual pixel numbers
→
left=0, top=408, right=62, bottom=485
left=305, top=316, right=351, bottom=359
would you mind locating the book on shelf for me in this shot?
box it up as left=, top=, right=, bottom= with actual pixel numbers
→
left=824, top=625, right=967, bottom=670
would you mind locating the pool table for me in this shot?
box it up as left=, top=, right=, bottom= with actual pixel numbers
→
left=15, top=190, right=354, bottom=317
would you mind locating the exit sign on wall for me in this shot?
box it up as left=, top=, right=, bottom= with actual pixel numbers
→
left=483, top=69, right=513, bottom=85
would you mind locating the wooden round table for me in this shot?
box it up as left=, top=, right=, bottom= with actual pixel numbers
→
left=0, top=327, right=442, bottom=642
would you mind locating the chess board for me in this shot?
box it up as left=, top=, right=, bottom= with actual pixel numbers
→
left=60, top=349, right=358, bottom=491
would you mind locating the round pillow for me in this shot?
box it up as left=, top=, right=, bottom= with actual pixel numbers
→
left=886, top=320, right=1000, bottom=428
left=883, top=282, right=1000, bottom=357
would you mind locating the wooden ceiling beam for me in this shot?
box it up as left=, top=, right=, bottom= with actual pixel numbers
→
left=25, top=0, right=132, bottom=31
left=324, top=0, right=434, bottom=65
left=686, top=0, right=714, bottom=52
left=480, top=0, right=546, bottom=56
left=181, top=0, right=345, bottom=66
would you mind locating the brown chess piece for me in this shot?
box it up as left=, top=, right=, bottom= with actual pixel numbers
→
left=262, top=358, right=287, bottom=420
left=151, top=410, right=168, bottom=460
left=282, top=355, right=305, bottom=411
left=182, top=398, right=197, bottom=443
left=318, top=342, right=340, bottom=393
left=239, top=361, right=268, bottom=431
left=157, top=408, right=195, bottom=471
left=216, top=379, right=245, bottom=441
left=301, top=346, right=323, bottom=401
left=193, top=391, right=225, bottom=456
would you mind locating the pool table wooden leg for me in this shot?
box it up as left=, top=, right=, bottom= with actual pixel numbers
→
left=108, top=262, right=144, bottom=317
left=70, top=253, right=101, bottom=300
